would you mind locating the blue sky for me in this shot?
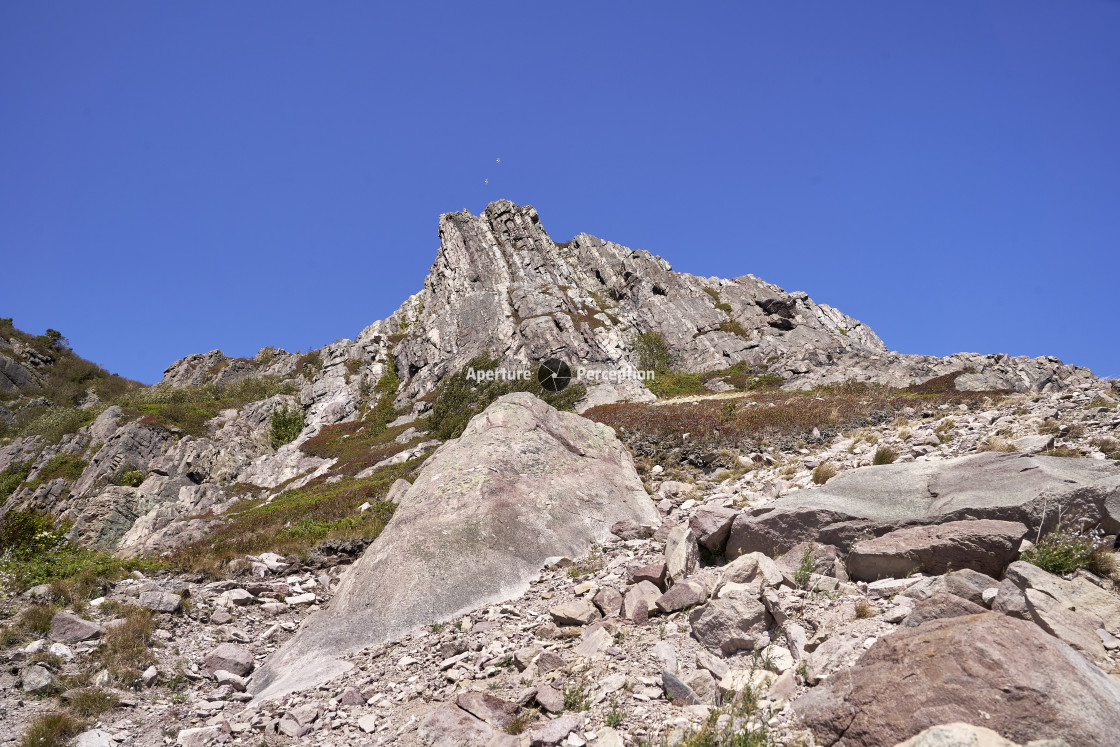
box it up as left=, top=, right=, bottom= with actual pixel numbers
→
left=2, top=2, right=1118, bottom=383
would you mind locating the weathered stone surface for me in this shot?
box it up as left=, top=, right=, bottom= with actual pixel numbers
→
left=794, top=612, right=1120, bottom=747
left=1004, top=560, right=1120, bottom=633
left=848, top=520, right=1027, bottom=580
left=728, top=453, right=1120, bottom=558
left=529, top=713, right=584, bottom=747
left=73, top=730, right=118, bottom=747
left=22, top=664, right=54, bottom=693
left=900, top=592, right=987, bottom=628
left=456, top=691, right=520, bottom=730
left=49, top=611, right=101, bottom=642
left=664, top=522, right=699, bottom=584
left=138, top=590, right=182, bottom=613
left=592, top=587, right=623, bottom=617
left=662, top=671, right=703, bottom=705
left=900, top=569, right=1000, bottom=606
left=203, top=643, right=254, bottom=677
left=550, top=600, right=601, bottom=627
left=622, top=580, right=662, bottom=622
left=534, top=684, right=564, bottom=714
left=176, top=726, right=224, bottom=747
left=717, top=551, right=784, bottom=590
left=249, top=393, right=658, bottom=701
left=656, top=578, right=710, bottom=613
left=893, top=722, right=1023, bottom=746
left=690, top=507, right=738, bottom=552
left=632, top=561, right=667, bottom=590
left=418, top=703, right=494, bottom=747
left=689, top=596, right=771, bottom=655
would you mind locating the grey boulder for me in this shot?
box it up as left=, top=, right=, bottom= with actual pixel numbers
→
left=249, top=393, right=658, bottom=701
left=728, top=453, right=1120, bottom=558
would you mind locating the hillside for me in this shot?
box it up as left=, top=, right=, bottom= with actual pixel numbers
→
left=1, top=203, right=1118, bottom=747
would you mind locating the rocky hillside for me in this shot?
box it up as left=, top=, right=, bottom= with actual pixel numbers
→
left=0, top=202, right=1117, bottom=747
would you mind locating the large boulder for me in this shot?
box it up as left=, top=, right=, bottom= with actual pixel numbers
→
left=249, top=393, right=658, bottom=701
left=728, top=453, right=1120, bottom=558
left=847, top=519, right=1027, bottom=581
left=794, top=612, right=1120, bottom=746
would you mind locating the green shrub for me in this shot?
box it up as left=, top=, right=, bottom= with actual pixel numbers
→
left=632, top=331, right=674, bottom=374
left=1021, top=523, right=1114, bottom=577
left=270, top=406, right=305, bottom=449
left=1, top=461, right=34, bottom=501
left=366, top=359, right=402, bottom=434
left=429, top=354, right=585, bottom=441
left=111, top=468, right=145, bottom=488
left=34, top=454, right=88, bottom=484
left=673, top=686, right=775, bottom=747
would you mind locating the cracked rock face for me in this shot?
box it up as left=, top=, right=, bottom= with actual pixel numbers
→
left=248, top=392, right=659, bottom=702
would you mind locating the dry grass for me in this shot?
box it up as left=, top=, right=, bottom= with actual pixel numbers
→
left=66, top=688, right=118, bottom=718
left=872, top=446, right=897, bottom=465
left=587, top=386, right=998, bottom=471
left=811, top=463, right=838, bottom=485
left=854, top=599, right=876, bottom=619
left=977, top=437, right=1018, bottom=453
left=19, top=711, right=84, bottom=747
left=97, top=606, right=154, bottom=684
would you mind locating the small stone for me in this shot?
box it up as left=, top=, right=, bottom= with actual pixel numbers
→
left=550, top=600, right=602, bottom=627
left=176, top=725, right=224, bottom=747
left=202, top=643, right=255, bottom=676
left=22, top=664, right=55, bottom=694
left=531, top=714, right=585, bottom=747
left=49, top=611, right=101, bottom=642
left=210, top=610, right=233, bottom=625
left=535, top=684, right=565, bottom=713
left=73, top=729, right=118, bottom=747
left=213, top=669, right=248, bottom=692
left=662, top=671, right=702, bottom=705
left=141, top=665, right=159, bottom=687
left=285, top=592, right=316, bottom=606
left=358, top=714, right=377, bottom=733
left=138, top=591, right=182, bottom=613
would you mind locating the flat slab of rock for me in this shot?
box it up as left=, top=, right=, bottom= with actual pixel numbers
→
left=900, top=569, right=1000, bottom=606
left=728, top=453, right=1120, bottom=558
left=847, top=519, right=1027, bottom=580
left=456, top=691, right=520, bottom=730
left=417, top=703, right=495, bottom=747
left=49, top=611, right=101, bottom=642
left=656, top=578, right=709, bottom=613
left=249, top=394, right=658, bottom=702
left=794, top=612, right=1120, bottom=747
left=901, top=592, right=987, bottom=627
left=550, top=600, right=601, bottom=626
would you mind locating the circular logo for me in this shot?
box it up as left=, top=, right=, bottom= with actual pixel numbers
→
left=537, top=358, right=572, bottom=392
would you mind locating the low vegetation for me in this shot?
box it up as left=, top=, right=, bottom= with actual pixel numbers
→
left=166, top=459, right=421, bottom=574
left=872, top=446, right=897, bottom=465
left=428, top=354, right=585, bottom=441
left=120, top=376, right=298, bottom=437
left=1021, top=522, right=1115, bottom=578
left=0, top=509, right=159, bottom=592
left=587, top=385, right=995, bottom=473
left=270, top=405, right=305, bottom=448
left=811, top=462, right=837, bottom=485
left=674, top=686, right=775, bottom=747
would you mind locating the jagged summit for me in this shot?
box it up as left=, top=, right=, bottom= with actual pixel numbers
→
left=158, top=200, right=1094, bottom=426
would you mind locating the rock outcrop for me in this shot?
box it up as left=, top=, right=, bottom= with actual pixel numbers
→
left=794, top=612, right=1120, bottom=746
left=247, top=393, right=659, bottom=702
left=727, top=452, right=1120, bottom=559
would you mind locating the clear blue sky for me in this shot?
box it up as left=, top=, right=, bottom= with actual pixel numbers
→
left=2, top=2, right=1118, bottom=383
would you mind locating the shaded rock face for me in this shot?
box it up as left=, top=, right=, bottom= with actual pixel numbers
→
left=248, top=393, right=659, bottom=702
left=794, top=612, right=1120, bottom=747
left=728, top=452, right=1120, bottom=558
